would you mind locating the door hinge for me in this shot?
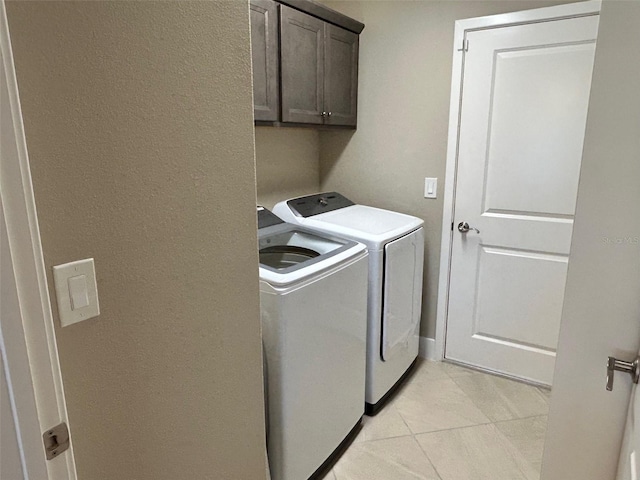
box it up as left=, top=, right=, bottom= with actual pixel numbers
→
left=451, top=222, right=454, bottom=231
left=43, top=422, right=70, bottom=460
left=458, top=39, right=469, bottom=52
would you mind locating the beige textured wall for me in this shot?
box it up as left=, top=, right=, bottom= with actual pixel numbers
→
left=6, top=2, right=266, bottom=479
left=319, top=0, right=571, bottom=338
left=255, top=127, right=320, bottom=209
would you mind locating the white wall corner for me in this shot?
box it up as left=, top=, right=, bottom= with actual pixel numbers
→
left=419, top=336, right=438, bottom=361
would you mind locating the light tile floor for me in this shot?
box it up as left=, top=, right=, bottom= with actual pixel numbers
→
left=322, top=360, right=550, bottom=480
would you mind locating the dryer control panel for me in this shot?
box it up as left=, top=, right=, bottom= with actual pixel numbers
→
left=287, top=192, right=355, bottom=218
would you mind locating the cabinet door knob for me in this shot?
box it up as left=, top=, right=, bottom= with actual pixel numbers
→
left=321, top=111, right=327, bottom=117
left=327, top=111, right=332, bottom=117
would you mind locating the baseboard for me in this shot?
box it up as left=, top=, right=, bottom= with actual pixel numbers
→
left=419, top=336, right=438, bottom=361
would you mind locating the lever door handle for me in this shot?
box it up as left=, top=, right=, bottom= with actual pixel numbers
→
left=606, top=356, right=640, bottom=391
left=458, top=222, right=480, bottom=234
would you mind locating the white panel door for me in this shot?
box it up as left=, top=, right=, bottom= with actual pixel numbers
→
left=1, top=1, right=76, bottom=477
left=540, top=2, right=640, bottom=477
left=1, top=354, right=25, bottom=479
left=617, top=376, right=640, bottom=480
left=0, top=201, right=46, bottom=480
left=445, top=16, right=598, bottom=385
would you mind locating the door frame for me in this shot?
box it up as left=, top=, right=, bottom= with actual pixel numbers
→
left=1, top=1, right=77, bottom=478
left=433, top=0, right=602, bottom=362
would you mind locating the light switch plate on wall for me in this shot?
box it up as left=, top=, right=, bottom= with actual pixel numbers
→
left=53, top=258, right=100, bottom=327
left=424, top=177, right=438, bottom=199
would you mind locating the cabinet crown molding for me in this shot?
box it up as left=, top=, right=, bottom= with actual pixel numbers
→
left=277, top=0, right=365, bottom=34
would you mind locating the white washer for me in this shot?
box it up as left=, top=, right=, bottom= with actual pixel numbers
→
left=274, top=193, right=424, bottom=415
left=257, top=207, right=368, bottom=480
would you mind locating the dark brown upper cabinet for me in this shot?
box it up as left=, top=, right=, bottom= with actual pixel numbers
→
left=250, top=0, right=280, bottom=122
left=323, top=23, right=358, bottom=127
left=280, top=6, right=325, bottom=125
left=249, top=0, right=363, bottom=128
left=280, top=6, right=359, bottom=127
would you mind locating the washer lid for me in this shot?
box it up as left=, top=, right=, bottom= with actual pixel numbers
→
left=290, top=204, right=424, bottom=250
left=257, top=224, right=366, bottom=287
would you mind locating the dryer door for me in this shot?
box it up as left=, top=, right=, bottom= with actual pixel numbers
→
left=381, top=227, right=424, bottom=361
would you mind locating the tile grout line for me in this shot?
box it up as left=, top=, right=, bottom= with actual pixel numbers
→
left=396, top=365, right=548, bottom=435
left=380, top=362, right=547, bottom=479
left=490, top=423, right=542, bottom=480
left=410, top=418, right=494, bottom=437
left=349, top=431, right=415, bottom=445
left=446, top=369, right=551, bottom=424
left=493, top=414, right=549, bottom=480
left=442, top=368, right=496, bottom=427
left=394, top=400, right=414, bottom=434
left=414, top=421, right=539, bottom=480
left=394, top=363, right=494, bottom=437
left=492, top=413, right=549, bottom=426
left=411, top=433, right=444, bottom=480
left=334, top=362, right=547, bottom=479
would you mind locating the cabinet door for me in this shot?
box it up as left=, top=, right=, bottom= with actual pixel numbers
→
left=280, top=5, right=325, bottom=124
left=324, top=24, right=358, bottom=127
left=250, top=0, right=279, bottom=122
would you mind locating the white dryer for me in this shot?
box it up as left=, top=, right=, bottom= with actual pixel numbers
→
left=257, top=207, right=368, bottom=480
left=273, top=193, right=424, bottom=415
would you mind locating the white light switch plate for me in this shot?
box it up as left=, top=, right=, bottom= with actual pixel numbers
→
left=424, top=177, right=438, bottom=199
left=53, top=258, right=100, bottom=327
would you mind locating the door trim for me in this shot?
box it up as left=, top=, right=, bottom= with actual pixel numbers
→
left=433, top=0, right=601, bottom=362
left=1, top=1, right=77, bottom=477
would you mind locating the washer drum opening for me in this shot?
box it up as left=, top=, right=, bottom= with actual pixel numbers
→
left=259, top=245, right=321, bottom=270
